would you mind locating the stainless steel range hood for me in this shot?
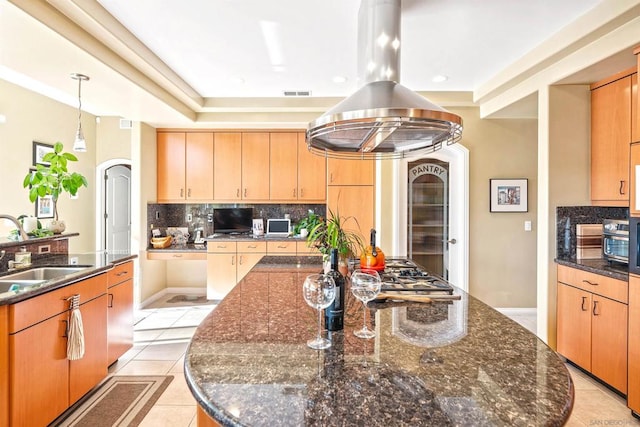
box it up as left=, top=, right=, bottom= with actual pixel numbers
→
left=306, top=0, right=463, bottom=159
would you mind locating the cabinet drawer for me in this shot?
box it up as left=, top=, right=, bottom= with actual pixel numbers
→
left=557, top=265, right=628, bottom=303
left=10, top=273, right=107, bottom=333
left=207, top=241, right=237, bottom=253
left=296, top=241, right=320, bottom=255
left=108, top=261, right=134, bottom=286
left=267, top=241, right=296, bottom=254
left=237, top=241, right=266, bottom=253
left=146, top=251, right=206, bottom=261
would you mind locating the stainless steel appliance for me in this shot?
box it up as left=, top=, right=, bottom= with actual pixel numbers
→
left=376, top=258, right=455, bottom=295
left=602, top=219, right=629, bottom=264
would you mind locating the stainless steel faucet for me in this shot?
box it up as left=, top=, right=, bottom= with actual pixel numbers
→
left=0, top=214, right=29, bottom=241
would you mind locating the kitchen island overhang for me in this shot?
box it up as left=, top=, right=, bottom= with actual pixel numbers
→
left=185, top=256, right=574, bottom=426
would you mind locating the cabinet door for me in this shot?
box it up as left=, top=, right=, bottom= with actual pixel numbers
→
left=270, top=133, right=298, bottom=200
left=157, top=132, right=186, bottom=201
left=9, top=313, right=69, bottom=427
left=108, top=279, right=134, bottom=366
left=186, top=132, right=214, bottom=201
left=242, top=132, right=270, bottom=200
left=591, top=76, right=631, bottom=205
left=556, top=283, right=592, bottom=370
left=328, top=185, right=374, bottom=249
left=69, top=295, right=108, bottom=404
left=297, top=133, right=326, bottom=201
left=214, top=133, right=242, bottom=201
left=629, top=274, right=640, bottom=413
left=328, top=158, right=374, bottom=185
left=237, top=252, right=264, bottom=283
left=632, top=73, right=638, bottom=143
left=591, top=295, right=628, bottom=393
left=207, top=253, right=237, bottom=299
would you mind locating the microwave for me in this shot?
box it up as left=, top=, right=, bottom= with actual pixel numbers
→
left=603, top=219, right=629, bottom=264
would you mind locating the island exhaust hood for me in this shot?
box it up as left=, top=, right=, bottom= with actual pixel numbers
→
left=306, top=0, right=463, bottom=159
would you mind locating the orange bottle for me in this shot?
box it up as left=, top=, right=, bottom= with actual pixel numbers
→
left=360, top=229, right=385, bottom=271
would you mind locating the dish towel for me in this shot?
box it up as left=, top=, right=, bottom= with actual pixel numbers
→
left=67, top=295, right=85, bottom=360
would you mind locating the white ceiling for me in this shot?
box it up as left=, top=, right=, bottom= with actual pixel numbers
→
left=95, top=0, right=602, bottom=97
left=2, top=0, right=633, bottom=126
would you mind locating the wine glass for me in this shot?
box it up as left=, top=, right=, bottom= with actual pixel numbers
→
left=350, top=271, right=381, bottom=339
left=303, top=273, right=336, bottom=350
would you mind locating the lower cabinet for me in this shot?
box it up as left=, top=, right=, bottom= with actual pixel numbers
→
left=8, top=273, right=109, bottom=426
left=556, top=265, right=628, bottom=393
left=107, top=261, right=134, bottom=365
left=207, top=241, right=266, bottom=299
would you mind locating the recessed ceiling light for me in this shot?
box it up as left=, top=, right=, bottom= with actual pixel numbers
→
left=432, top=75, right=448, bottom=83
left=332, top=76, right=348, bottom=83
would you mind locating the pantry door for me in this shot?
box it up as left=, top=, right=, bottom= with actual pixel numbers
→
left=105, top=164, right=131, bottom=254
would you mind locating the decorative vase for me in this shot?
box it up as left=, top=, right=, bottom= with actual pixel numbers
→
left=49, top=220, right=66, bottom=234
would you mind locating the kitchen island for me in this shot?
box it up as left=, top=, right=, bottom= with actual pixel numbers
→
left=185, top=256, right=574, bottom=426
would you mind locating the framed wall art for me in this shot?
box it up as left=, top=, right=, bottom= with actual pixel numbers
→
left=33, top=141, right=54, bottom=166
left=490, top=178, right=528, bottom=212
left=36, top=195, right=55, bottom=219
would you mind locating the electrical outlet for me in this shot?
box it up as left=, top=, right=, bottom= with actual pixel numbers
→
left=70, top=257, right=79, bottom=265
left=207, top=213, right=213, bottom=222
left=187, top=213, right=193, bottom=222
left=155, top=211, right=160, bottom=220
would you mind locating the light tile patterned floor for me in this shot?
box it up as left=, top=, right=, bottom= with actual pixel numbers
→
left=107, top=298, right=637, bottom=426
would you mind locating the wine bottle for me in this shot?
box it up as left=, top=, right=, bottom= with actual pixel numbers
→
left=324, top=248, right=345, bottom=331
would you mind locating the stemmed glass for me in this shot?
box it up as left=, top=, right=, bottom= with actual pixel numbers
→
left=303, top=273, right=336, bottom=350
left=351, top=270, right=381, bottom=339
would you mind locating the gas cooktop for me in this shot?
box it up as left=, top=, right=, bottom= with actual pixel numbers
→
left=358, top=258, right=455, bottom=295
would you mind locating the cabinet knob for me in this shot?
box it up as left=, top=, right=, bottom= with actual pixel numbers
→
left=593, top=300, right=599, bottom=316
left=581, top=296, right=588, bottom=311
left=108, top=293, right=114, bottom=308
left=231, top=255, right=235, bottom=266
left=237, top=189, right=240, bottom=198
left=239, top=255, right=243, bottom=265
left=180, top=188, right=184, bottom=197
left=293, top=189, right=296, bottom=197
left=620, top=180, right=626, bottom=195
left=187, top=188, right=191, bottom=198
left=244, top=189, right=247, bottom=198
left=582, top=280, right=598, bottom=286
left=300, top=189, right=304, bottom=198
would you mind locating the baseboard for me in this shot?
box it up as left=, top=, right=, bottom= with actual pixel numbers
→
left=138, top=287, right=207, bottom=309
left=494, top=307, right=537, bottom=317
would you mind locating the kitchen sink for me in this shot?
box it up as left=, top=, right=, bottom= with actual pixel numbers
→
left=1, top=266, right=90, bottom=282
left=0, top=279, right=47, bottom=293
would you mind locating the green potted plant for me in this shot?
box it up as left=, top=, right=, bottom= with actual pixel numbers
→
left=22, top=142, right=88, bottom=233
left=307, top=208, right=363, bottom=274
left=293, top=210, right=323, bottom=237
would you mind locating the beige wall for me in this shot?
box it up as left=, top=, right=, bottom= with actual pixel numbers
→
left=0, top=79, right=97, bottom=253
left=96, top=116, right=132, bottom=163
left=455, top=107, right=539, bottom=307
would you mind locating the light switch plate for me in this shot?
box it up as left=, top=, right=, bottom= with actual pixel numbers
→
left=524, top=221, right=532, bottom=231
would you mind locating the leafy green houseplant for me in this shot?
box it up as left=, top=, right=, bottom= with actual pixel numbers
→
left=293, top=210, right=323, bottom=236
left=307, top=208, right=364, bottom=261
left=23, top=142, right=88, bottom=225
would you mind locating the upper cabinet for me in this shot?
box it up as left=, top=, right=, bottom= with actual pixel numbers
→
left=590, top=69, right=634, bottom=206
left=328, top=157, right=375, bottom=185
left=241, top=132, right=270, bottom=201
left=157, top=132, right=214, bottom=202
left=270, top=132, right=327, bottom=202
left=158, top=130, right=327, bottom=203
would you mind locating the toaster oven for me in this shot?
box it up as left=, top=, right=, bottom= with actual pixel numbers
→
left=602, top=219, right=629, bottom=264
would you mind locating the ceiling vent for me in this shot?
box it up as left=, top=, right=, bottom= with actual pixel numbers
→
left=306, top=0, right=463, bottom=159
left=119, top=119, right=133, bottom=129
left=283, top=90, right=312, bottom=97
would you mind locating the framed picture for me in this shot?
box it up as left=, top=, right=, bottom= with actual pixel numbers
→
left=490, top=179, right=528, bottom=212
left=33, top=141, right=54, bottom=166
left=36, top=195, right=55, bottom=219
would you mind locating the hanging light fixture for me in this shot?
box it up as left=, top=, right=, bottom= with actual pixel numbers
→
left=71, top=73, right=90, bottom=152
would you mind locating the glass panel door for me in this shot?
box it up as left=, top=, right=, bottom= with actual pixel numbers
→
left=407, top=160, right=449, bottom=277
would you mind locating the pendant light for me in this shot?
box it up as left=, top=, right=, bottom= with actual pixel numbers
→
left=71, top=73, right=90, bottom=152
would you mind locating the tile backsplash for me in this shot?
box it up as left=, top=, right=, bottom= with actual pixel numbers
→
left=556, top=206, right=628, bottom=259
left=146, top=203, right=326, bottom=242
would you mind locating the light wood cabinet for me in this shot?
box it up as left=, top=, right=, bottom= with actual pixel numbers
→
left=270, top=132, right=298, bottom=200
left=628, top=273, right=640, bottom=414
left=107, top=261, right=134, bottom=365
left=633, top=73, right=638, bottom=142
left=590, top=72, right=633, bottom=206
left=8, top=272, right=109, bottom=426
left=242, top=132, right=270, bottom=201
left=556, top=265, right=628, bottom=393
left=297, top=133, right=327, bottom=201
left=157, top=132, right=214, bottom=202
left=328, top=185, right=375, bottom=249
left=328, top=158, right=374, bottom=185
left=213, top=132, right=242, bottom=200
left=206, top=241, right=266, bottom=299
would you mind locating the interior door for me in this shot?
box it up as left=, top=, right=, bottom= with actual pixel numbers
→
left=105, top=165, right=131, bottom=254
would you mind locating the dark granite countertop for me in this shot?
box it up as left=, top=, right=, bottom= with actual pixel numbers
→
left=185, top=256, right=574, bottom=426
left=147, top=235, right=307, bottom=252
left=555, top=257, right=628, bottom=281
left=0, top=252, right=137, bottom=305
